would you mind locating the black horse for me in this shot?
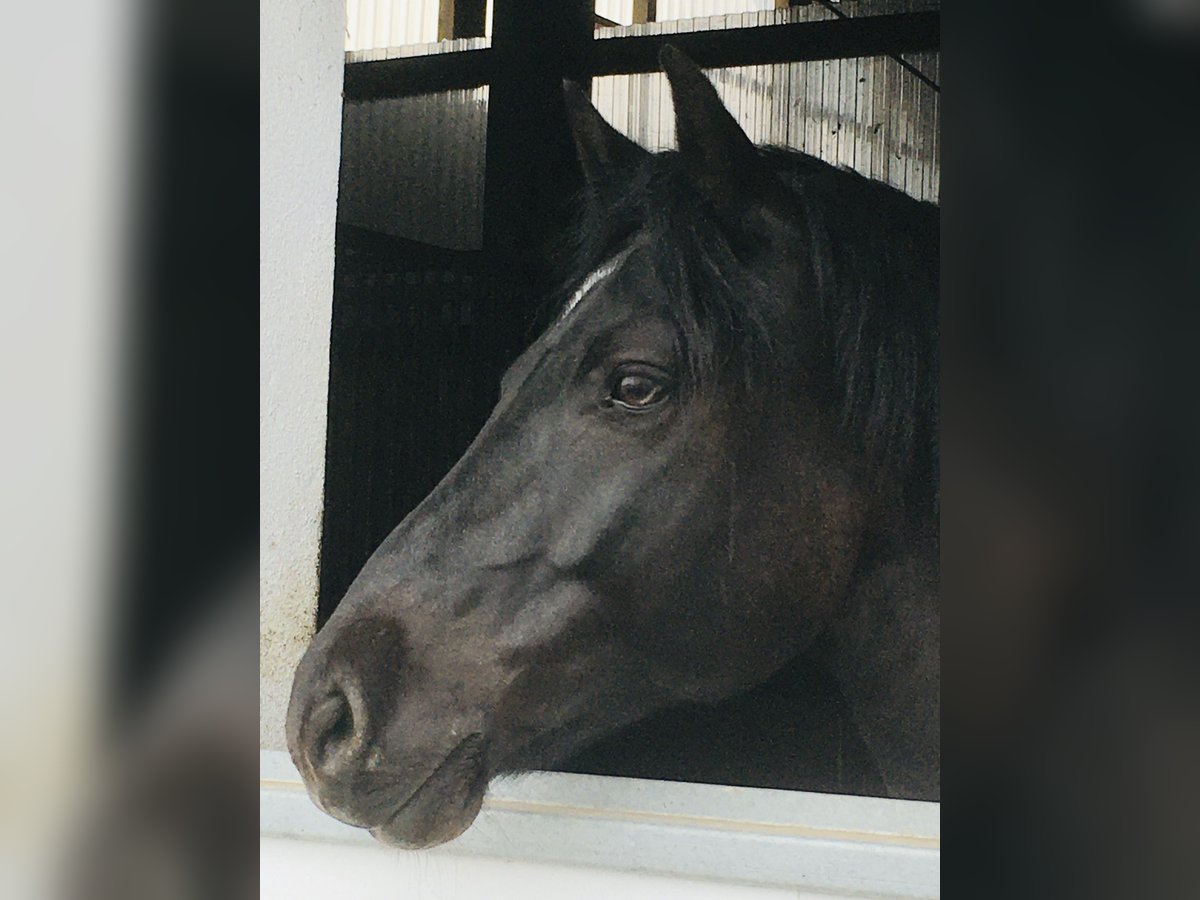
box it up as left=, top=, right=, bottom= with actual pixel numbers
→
left=287, top=47, right=938, bottom=849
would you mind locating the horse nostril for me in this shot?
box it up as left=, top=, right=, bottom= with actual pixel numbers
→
left=313, top=694, right=352, bottom=766
left=289, top=616, right=407, bottom=784
left=305, top=677, right=369, bottom=776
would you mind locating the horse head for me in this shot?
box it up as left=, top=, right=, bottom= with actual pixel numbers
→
left=287, top=48, right=938, bottom=848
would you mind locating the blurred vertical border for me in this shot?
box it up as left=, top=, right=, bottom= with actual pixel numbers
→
left=943, top=2, right=1200, bottom=897
left=0, top=0, right=258, bottom=896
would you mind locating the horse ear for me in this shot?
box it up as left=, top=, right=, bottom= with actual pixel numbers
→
left=660, top=45, right=770, bottom=207
left=562, top=80, right=650, bottom=192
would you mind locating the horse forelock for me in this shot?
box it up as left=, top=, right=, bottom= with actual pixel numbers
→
left=559, top=148, right=939, bottom=520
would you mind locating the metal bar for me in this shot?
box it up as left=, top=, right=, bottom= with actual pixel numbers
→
left=345, top=47, right=494, bottom=101
left=455, top=0, right=488, bottom=38
left=481, top=0, right=594, bottom=273
left=343, top=12, right=939, bottom=101
left=587, top=12, right=939, bottom=77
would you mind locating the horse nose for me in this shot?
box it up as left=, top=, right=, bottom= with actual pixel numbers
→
left=286, top=615, right=407, bottom=787
left=294, top=668, right=372, bottom=780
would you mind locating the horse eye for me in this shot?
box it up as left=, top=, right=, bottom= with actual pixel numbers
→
left=610, top=369, right=670, bottom=409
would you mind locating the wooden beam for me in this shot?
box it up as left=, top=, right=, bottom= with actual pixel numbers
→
left=344, top=11, right=939, bottom=101
left=633, top=0, right=657, bottom=24
left=438, top=0, right=455, bottom=41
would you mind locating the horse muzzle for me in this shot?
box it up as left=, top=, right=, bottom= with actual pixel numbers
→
left=285, top=613, right=495, bottom=848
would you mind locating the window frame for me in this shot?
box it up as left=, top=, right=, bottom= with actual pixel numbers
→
left=268, top=9, right=941, bottom=896
left=262, top=750, right=939, bottom=897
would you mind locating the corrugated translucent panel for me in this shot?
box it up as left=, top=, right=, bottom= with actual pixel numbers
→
left=595, top=0, right=633, bottom=26
left=345, top=0, right=441, bottom=51
left=655, top=0, right=774, bottom=20
left=337, top=87, right=490, bottom=250
left=348, top=0, right=943, bottom=49
left=338, top=3, right=939, bottom=248
left=345, top=34, right=489, bottom=64
left=593, top=59, right=940, bottom=202
left=592, top=9, right=941, bottom=204
left=595, top=0, right=940, bottom=34
left=596, top=1, right=942, bottom=35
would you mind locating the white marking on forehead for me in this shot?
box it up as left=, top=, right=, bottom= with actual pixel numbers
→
left=559, top=246, right=636, bottom=322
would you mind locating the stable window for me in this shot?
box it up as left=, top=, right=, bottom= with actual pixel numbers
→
left=280, top=2, right=941, bottom=895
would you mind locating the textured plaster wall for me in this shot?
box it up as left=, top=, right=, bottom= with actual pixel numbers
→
left=260, top=0, right=344, bottom=749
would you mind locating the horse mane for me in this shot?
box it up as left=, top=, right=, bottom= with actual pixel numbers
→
left=556, top=147, right=939, bottom=521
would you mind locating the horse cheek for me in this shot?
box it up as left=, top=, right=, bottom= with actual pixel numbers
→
left=728, top=437, right=869, bottom=659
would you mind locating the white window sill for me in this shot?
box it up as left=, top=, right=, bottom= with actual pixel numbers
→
left=261, top=750, right=939, bottom=897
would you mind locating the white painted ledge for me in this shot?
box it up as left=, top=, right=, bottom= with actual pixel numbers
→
left=261, top=750, right=939, bottom=898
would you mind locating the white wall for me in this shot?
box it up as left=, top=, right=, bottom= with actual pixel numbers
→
left=260, top=0, right=345, bottom=749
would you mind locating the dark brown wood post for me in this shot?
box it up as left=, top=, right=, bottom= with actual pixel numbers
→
left=633, top=1, right=657, bottom=24
left=481, top=0, right=594, bottom=289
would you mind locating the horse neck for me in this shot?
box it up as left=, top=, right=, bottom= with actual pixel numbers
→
left=820, top=520, right=940, bottom=801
